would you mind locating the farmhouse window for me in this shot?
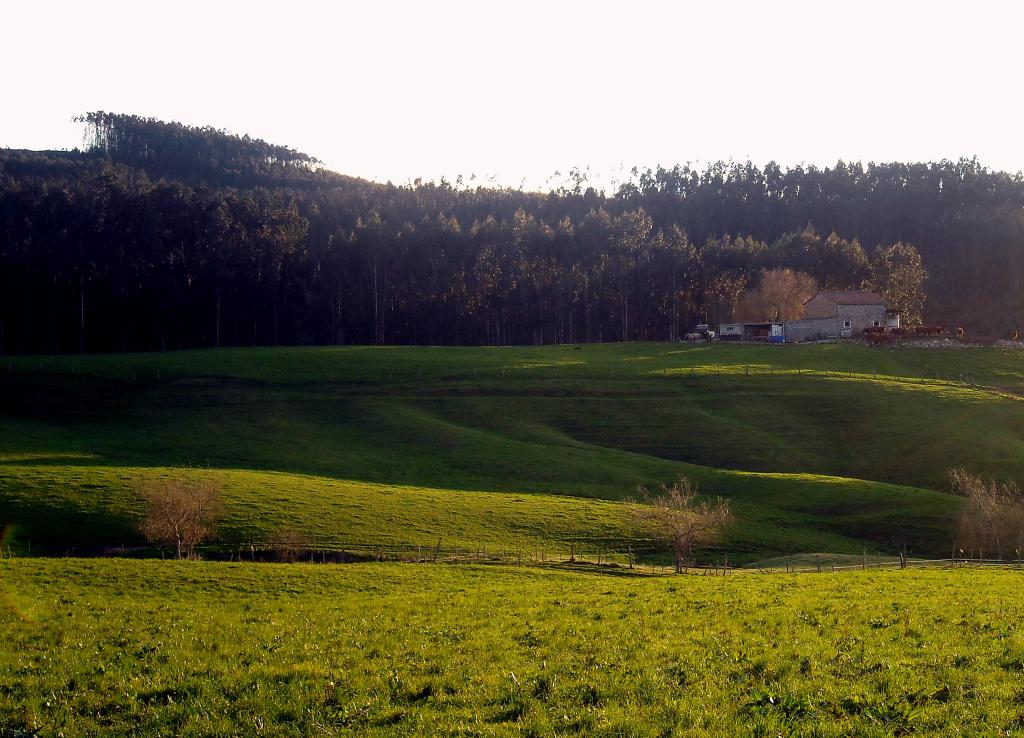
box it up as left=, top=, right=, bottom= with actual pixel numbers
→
left=873, top=320, right=880, bottom=327
left=843, top=320, right=851, bottom=328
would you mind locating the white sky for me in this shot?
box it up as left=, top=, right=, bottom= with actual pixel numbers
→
left=2, top=0, right=1022, bottom=190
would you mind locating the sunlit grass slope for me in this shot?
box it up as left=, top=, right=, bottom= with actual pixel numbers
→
left=5, top=341, right=1022, bottom=556
left=0, top=465, right=639, bottom=554
left=4, top=559, right=1024, bottom=737
left=0, top=463, right=954, bottom=561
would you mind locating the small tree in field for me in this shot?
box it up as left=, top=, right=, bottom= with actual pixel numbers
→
left=137, top=478, right=225, bottom=559
left=273, top=527, right=312, bottom=563
left=950, top=469, right=1024, bottom=560
left=629, top=476, right=733, bottom=572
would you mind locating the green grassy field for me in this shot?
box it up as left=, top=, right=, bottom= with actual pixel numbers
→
left=4, top=559, right=1024, bottom=737
left=4, top=342, right=1024, bottom=559
left=4, top=343, right=1024, bottom=736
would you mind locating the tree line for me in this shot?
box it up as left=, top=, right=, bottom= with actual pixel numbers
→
left=1, top=112, right=1020, bottom=354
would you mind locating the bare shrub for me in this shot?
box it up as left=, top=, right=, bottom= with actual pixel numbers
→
left=136, top=477, right=225, bottom=559
left=629, top=476, right=733, bottom=572
left=272, top=528, right=312, bottom=563
left=950, top=468, right=1024, bottom=560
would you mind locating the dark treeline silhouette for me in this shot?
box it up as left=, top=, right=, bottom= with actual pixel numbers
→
left=74, top=112, right=335, bottom=190
left=1, top=112, right=1020, bottom=354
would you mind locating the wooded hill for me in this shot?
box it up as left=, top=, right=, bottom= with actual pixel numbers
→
left=1, top=112, right=1021, bottom=354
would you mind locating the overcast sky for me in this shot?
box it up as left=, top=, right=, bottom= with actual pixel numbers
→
left=3, top=0, right=1022, bottom=189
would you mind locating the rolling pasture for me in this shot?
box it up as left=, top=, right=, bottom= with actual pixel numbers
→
left=3, top=342, right=1024, bottom=736
left=3, top=342, right=1024, bottom=559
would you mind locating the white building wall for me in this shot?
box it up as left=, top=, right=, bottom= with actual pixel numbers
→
left=836, top=304, right=887, bottom=337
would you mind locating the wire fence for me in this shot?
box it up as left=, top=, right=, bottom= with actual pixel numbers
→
left=58, top=539, right=1024, bottom=577
left=8, top=536, right=1024, bottom=577
left=752, top=556, right=1024, bottom=575
left=203, top=540, right=672, bottom=570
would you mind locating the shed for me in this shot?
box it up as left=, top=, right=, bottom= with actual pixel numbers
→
left=718, top=321, right=784, bottom=342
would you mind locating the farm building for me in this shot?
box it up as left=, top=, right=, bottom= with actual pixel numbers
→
left=718, top=321, right=784, bottom=342
left=801, top=290, right=898, bottom=338
left=719, top=291, right=901, bottom=343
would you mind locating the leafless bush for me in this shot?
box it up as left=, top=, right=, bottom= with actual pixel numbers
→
left=950, top=468, right=1024, bottom=559
left=136, top=477, right=225, bottom=559
left=629, top=476, right=733, bottom=572
left=272, top=527, right=313, bottom=563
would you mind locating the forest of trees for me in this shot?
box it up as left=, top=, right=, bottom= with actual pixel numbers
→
left=1, top=112, right=1021, bottom=354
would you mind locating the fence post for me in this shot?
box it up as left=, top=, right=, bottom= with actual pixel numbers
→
left=628, top=544, right=634, bottom=570
left=433, top=537, right=441, bottom=563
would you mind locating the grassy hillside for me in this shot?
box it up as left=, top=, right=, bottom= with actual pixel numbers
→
left=4, top=342, right=1023, bottom=558
left=4, top=559, right=1024, bottom=737
left=0, top=463, right=952, bottom=562
left=0, top=465, right=642, bottom=555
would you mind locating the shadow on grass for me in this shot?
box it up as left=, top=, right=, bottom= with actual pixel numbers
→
left=520, top=561, right=655, bottom=578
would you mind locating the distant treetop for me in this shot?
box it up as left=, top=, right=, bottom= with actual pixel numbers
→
left=74, top=111, right=329, bottom=188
